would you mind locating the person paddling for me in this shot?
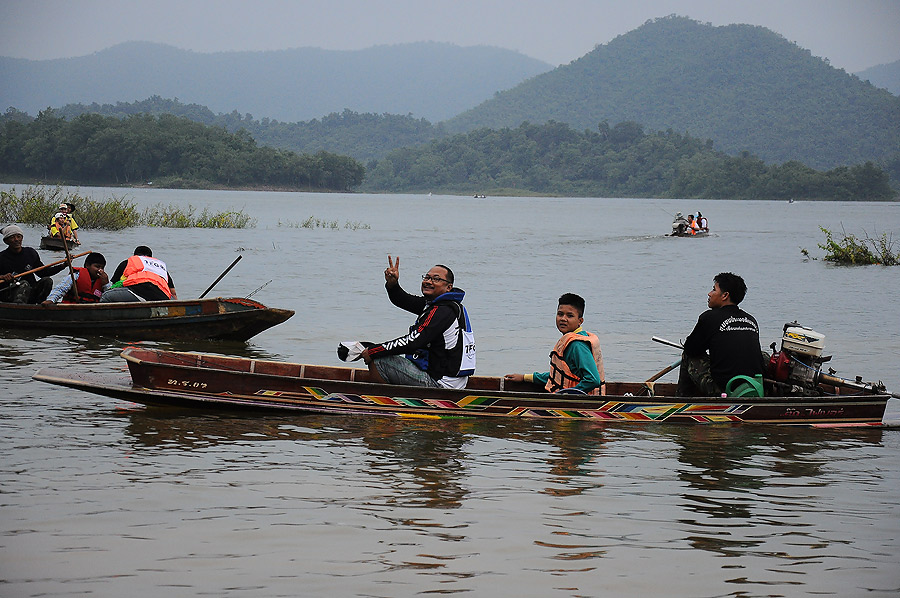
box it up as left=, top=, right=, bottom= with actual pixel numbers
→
left=0, top=225, right=67, bottom=303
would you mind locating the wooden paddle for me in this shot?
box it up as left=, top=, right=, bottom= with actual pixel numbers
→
left=199, top=255, right=242, bottom=299
left=642, top=358, right=683, bottom=397
left=9, top=250, right=91, bottom=280
left=60, top=236, right=81, bottom=303
left=641, top=337, right=685, bottom=396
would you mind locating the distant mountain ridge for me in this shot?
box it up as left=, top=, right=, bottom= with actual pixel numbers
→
left=445, top=16, right=900, bottom=170
left=856, top=59, right=900, bottom=96
left=0, top=41, right=552, bottom=122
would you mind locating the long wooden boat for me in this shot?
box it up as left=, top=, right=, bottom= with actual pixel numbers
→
left=1, top=297, right=293, bottom=341
left=33, top=347, right=893, bottom=426
left=39, top=235, right=79, bottom=251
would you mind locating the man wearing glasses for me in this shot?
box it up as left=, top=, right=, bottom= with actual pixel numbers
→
left=361, top=255, right=476, bottom=389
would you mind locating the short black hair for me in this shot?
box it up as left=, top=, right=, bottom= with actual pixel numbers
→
left=714, top=272, right=747, bottom=304
left=85, top=252, right=106, bottom=268
left=134, top=246, right=152, bottom=257
left=558, top=293, right=586, bottom=317
left=435, top=264, right=454, bottom=285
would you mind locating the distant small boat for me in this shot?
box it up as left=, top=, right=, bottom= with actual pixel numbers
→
left=474, top=194, right=486, bottom=198
left=670, top=214, right=708, bottom=237
left=39, top=235, right=79, bottom=251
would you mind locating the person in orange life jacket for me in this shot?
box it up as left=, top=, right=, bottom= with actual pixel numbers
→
left=360, top=256, right=475, bottom=389
left=676, top=272, right=765, bottom=397
left=0, top=225, right=66, bottom=303
left=101, top=245, right=177, bottom=302
left=505, top=293, right=605, bottom=395
left=687, top=214, right=699, bottom=234
left=42, top=252, right=109, bottom=304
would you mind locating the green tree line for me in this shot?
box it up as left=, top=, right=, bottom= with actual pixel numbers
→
left=363, top=120, right=896, bottom=200
left=0, top=109, right=365, bottom=191
left=51, top=97, right=444, bottom=162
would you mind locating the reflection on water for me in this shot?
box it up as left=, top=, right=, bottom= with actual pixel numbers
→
left=118, top=409, right=610, bottom=510
left=661, top=424, right=891, bottom=561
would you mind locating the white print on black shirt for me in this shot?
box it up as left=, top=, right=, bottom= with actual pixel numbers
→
left=719, top=316, right=758, bottom=333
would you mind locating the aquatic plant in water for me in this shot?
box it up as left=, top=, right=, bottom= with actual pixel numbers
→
left=1, top=185, right=140, bottom=230
left=278, top=216, right=369, bottom=230
left=141, top=203, right=256, bottom=228
left=816, top=226, right=899, bottom=266
left=2, top=186, right=255, bottom=230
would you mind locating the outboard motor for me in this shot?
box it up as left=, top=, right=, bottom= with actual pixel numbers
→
left=671, top=213, right=689, bottom=235
left=767, top=322, right=889, bottom=396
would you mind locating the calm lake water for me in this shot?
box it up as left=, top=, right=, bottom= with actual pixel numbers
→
left=2, top=186, right=900, bottom=597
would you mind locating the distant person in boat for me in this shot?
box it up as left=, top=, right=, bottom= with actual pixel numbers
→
left=101, top=245, right=177, bottom=302
left=676, top=272, right=765, bottom=397
left=42, top=252, right=110, bottom=304
left=49, top=203, right=80, bottom=244
left=672, top=212, right=689, bottom=235
left=357, top=255, right=476, bottom=389
left=504, top=293, right=605, bottom=395
left=696, top=212, right=708, bottom=232
left=0, top=224, right=66, bottom=304
left=49, top=212, right=79, bottom=245
left=687, top=214, right=699, bottom=235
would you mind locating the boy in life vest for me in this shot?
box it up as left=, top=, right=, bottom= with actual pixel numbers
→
left=505, top=293, right=605, bottom=395
left=42, top=252, right=110, bottom=304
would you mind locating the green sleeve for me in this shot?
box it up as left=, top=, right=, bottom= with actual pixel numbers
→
left=531, top=371, right=550, bottom=387
left=564, top=340, right=601, bottom=392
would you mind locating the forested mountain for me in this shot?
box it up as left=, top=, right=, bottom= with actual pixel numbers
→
left=856, top=59, right=900, bottom=96
left=444, top=16, right=900, bottom=170
left=49, top=97, right=444, bottom=163
left=0, top=41, right=551, bottom=123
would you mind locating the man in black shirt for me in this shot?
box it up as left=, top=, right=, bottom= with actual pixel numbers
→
left=676, top=272, right=764, bottom=396
left=0, top=225, right=66, bottom=304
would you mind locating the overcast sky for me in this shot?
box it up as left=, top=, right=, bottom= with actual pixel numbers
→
left=1, top=0, right=898, bottom=73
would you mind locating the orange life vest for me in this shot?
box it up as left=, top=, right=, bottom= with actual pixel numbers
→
left=122, top=255, right=171, bottom=298
left=61, top=267, right=103, bottom=303
left=546, top=330, right=605, bottom=395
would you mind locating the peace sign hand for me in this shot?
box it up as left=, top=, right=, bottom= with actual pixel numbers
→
left=384, top=255, right=399, bottom=287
